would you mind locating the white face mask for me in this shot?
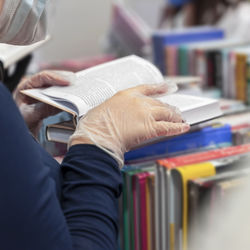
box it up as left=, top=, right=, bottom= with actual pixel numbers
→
left=0, top=0, right=49, bottom=45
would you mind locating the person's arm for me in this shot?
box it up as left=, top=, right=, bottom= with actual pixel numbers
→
left=0, top=82, right=122, bottom=250
left=61, top=145, right=122, bottom=250
left=0, top=83, right=73, bottom=250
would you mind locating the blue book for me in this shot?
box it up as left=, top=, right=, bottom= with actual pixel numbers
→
left=152, top=26, right=224, bottom=74
left=125, top=124, right=232, bottom=164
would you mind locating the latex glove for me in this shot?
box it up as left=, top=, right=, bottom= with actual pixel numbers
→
left=13, top=71, right=76, bottom=137
left=69, top=84, right=190, bottom=168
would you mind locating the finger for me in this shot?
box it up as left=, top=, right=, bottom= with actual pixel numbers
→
left=154, top=121, right=190, bottom=137
left=21, top=71, right=74, bottom=90
left=151, top=106, right=183, bottom=123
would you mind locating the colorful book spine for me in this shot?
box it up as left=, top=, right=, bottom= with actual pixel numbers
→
left=173, top=162, right=216, bottom=250
left=132, top=174, right=140, bottom=250
left=246, top=56, right=250, bottom=104
left=157, top=143, right=250, bottom=168
left=152, top=28, right=224, bottom=74
left=122, top=165, right=154, bottom=250
left=165, top=46, right=178, bottom=76
left=194, top=49, right=207, bottom=87
left=178, top=46, right=189, bottom=75
left=228, top=52, right=237, bottom=99
left=235, top=53, right=247, bottom=102
left=125, top=124, right=232, bottom=163
left=146, top=174, right=155, bottom=250
left=138, top=172, right=150, bottom=250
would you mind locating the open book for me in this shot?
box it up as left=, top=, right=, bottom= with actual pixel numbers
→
left=22, top=55, right=222, bottom=127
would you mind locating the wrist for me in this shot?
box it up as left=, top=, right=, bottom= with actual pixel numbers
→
left=69, top=137, right=95, bottom=147
left=68, top=134, right=124, bottom=168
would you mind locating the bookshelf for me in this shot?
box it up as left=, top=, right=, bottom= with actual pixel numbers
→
left=118, top=27, right=250, bottom=250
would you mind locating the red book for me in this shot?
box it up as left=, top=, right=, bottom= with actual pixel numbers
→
left=157, top=144, right=250, bottom=168
left=132, top=172, right=150, bottom=250
left=132, top=174, right=139, bottom=250
left=231, top=123, right=250, bottom=131
left=138, top=172, right=150, bottom=250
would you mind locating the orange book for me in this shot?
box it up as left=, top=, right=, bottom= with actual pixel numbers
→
left=235, top=53, right=247, bottom=102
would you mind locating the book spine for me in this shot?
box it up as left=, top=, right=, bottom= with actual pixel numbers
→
left=222, top=50, right=230, bottom=98
left=146, top=174, right=155, bottom=250
left=125, top=125, right=232, bottom=163
left=122, top=174, right=128, bottom=250
left=165, top=46, right=178, bottom=76
left=152, top=35, right=166, bottom=75
left=228, top=52, right=236, bottom=99
left=235, top=53, right=247, bottom=102
left=188, top=48, right=195, bottom=75
left=158, top=143, right=250, bottom=168
left=206, top=51, right=216, bottom=87
left=128, top=172, right=136, bottom=250
left=139, top=173, right=150, bottom=250
left=179, top=46, right=188, bottom=76
left=132, top=175, right=140, bottom=250
left=246, top=56, right=250, bottom=105
left=177, top=163, right=216, bottom=250
left=195, top=49, right=207, bottom=87
left=214, top=51, right=223, bottom=88
left=187, top=181, right=202, bottom=250
left=128, top=171, right=140, bottom=250
left=155, top=165, right=162, bottom=250
left=205, top=50, right=222, bottom=88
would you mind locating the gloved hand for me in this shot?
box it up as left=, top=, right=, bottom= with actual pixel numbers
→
left=69, top=84, right=190, bottom=168
left=13, top=70, right=76, bottom=138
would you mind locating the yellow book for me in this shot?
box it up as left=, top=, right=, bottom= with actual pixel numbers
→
left=171, top=162, right=216, bottom=250
left=235, top=53, right=247, bottom=102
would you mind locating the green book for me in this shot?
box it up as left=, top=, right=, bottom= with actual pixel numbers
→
left=178, top=46, right=189, bottom=76
left=122, top=163, right=155, bottom=250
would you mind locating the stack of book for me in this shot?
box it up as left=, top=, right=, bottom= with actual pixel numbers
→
left=157, top=37, right=250, bottom=103
left=120, top=107, right=250, bottom=250
left=121, top=143, right=250, bottom=250
left=152, top=27, right=225, bottom=75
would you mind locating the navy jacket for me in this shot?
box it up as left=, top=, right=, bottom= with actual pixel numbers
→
left=0, top=83, right=122, bottom=250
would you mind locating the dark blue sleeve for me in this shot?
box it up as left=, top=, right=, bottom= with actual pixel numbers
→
left=0, top=83, right=122, bottom=250
left=61, top=144, right=122, bottom=250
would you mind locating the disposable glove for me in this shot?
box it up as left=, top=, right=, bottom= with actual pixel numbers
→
left=13, top=71, right=76, bottom=137
left=69, top=84, right=190, bottom=168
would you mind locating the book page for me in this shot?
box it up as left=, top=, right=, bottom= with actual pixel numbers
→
left=22, top=88, right=80, bottom=116
left=158, top=94, right=217, bottom=112
left=42, top=55, right=164, bottom=116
